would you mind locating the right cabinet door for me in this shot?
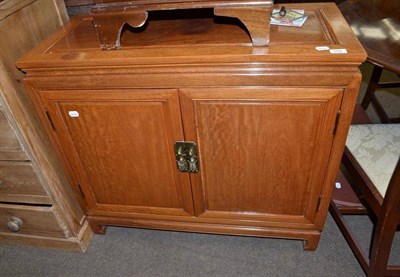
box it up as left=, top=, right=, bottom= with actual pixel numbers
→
left=180, top=87, right=343, bottom=226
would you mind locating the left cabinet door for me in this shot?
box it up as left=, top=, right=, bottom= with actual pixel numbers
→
left=40, top=89, right=195, bottom=217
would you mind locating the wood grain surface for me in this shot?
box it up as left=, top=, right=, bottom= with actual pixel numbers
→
left=180, top=87, right=343, bottom=220
left=0, top=108, right=28, bottom=161
left=0, top=204, right=65, bottom=237
left=0, top=161, right=52, bottom=204
left=0, top=0, right=92, bottom=251
left=40, top=89, right=194, bottom=216
left=16, top=3, right=366, bottom=69
left=339, top=0, right=400, bottom=73
left=17, top=3, right=366, bottom=250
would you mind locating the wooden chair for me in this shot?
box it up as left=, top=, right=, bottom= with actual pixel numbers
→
left=339, top=0, right=400, bottom=123
left=330, top=120, right=400, bottom=276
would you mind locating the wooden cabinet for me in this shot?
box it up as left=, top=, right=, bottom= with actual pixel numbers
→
left=17, top=3, right=366, bottom=250
left=0, top=0, right=92, bottom=251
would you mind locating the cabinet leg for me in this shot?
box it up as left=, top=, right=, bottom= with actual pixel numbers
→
left=89, top=220, right=106, bottom=234
left=303, top=235, right=321, bottom=251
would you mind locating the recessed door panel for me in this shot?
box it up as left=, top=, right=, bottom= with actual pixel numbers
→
left=180, top=87, right=343, bottom=224
left=41, top=89, right=194, bottom=216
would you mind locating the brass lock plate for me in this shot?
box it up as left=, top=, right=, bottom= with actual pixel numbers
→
left=174, top=142, right=199, bottom=173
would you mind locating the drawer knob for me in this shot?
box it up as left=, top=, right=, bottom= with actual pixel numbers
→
left=7, top=216, right=23, bottom=232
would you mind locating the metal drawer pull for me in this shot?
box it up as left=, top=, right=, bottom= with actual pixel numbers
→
left=7, top=216, right=23, bottom=232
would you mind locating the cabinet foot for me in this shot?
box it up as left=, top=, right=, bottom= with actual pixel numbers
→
left=89, top=221, right=106, bottom=234
left=303, top=235, right=321, bottom=251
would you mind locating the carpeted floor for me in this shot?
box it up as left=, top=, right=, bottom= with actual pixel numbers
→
left=0, top=62, right=399, bottom=276
left=0, top=214, right=398, bottom=276
left=0, top=216, right=370, bottom=276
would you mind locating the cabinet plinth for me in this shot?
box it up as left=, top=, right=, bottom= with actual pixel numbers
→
left=17, top=3, right=366, bottom=250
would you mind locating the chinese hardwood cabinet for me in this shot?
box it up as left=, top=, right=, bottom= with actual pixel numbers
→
left=17, top=2, right=366, bottom=250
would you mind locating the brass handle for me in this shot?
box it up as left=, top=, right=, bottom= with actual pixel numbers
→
left=175, top=142, right=199, bottom=173
left=7, top=216, right=23, bottom=232
left=188, top=157, right=198, bottom=173
left=177, top=156, right=189, bottom=172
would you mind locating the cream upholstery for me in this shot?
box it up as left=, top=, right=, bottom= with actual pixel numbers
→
left=346, top=124, right=400, bottom=197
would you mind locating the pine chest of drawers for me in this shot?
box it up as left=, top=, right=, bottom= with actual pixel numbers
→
left=0, top=0, right=92, bottom=251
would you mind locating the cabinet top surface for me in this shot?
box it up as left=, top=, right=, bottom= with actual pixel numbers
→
left=17, top=3, right=366, bottom=70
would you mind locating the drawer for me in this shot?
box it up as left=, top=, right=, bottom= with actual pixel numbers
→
left=0, top=107, right=29, bottom=161
left=0, top=161, right=52, bottom=204
left=0, top=204, right=66, bottom=237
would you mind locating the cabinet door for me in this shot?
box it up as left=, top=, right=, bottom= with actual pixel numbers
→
left=180, top=87, right=343, bottom=226
left=40, top=89, right=194, bottom=216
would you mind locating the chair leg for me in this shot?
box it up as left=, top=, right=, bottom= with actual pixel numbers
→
left=368, top=217, right=399, bottom=277
left=368, top=162, right=400, bottom=277
left=329, top=200, right=370, bottom=273
left=361, top=65, right=398, bottom=123
left=362, top=65, right=383, bottom=110
left=330, top=161, right=400, bottom=276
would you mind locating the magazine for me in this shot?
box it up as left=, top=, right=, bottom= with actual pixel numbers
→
left=270, top=9, right=308, bottom=27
